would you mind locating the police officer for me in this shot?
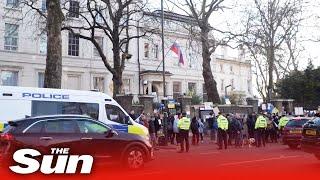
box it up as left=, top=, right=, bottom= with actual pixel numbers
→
left=217, top=112, right=229, bottom=150
left=177, top=112, right=191, bottom=153
left=278, top=115, right=289, bottom=134
left=255, top=113, right=268, bottom=147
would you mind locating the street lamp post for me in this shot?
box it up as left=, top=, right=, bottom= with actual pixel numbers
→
left=161, top=0, right=166, bottom=98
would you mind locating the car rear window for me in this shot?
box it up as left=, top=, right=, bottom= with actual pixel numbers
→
left=44, top=120, right=76, bottom=133
left=25, top=121, right=45, bottom=133
left=286, top=119, right=309, bottom=127
left=32, top=101, right=99, bottom=120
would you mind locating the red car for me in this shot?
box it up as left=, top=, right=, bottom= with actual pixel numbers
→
left=282, top=117, right=312, bottom=149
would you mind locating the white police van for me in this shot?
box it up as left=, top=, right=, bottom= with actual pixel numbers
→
left=0, top=86, right=148, bottom=136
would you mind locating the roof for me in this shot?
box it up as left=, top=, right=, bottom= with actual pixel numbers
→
left=140, top=70, right=173, bottom=75
left=143, top=10, right=198, bottom=26
left=11, top=114, right=92, bottom=122
left=0, top=86, right=112, bottom=99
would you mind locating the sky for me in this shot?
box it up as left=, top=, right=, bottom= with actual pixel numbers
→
left=148, top=0, right=320, bottom=69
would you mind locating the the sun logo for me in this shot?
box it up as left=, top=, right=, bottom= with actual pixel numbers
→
left=9, top=148, right=94, bottom=174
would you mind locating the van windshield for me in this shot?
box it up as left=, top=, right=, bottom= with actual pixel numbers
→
left=32, top=101, right=99, bottom=120
left=105, top=104, right=131, bottom=125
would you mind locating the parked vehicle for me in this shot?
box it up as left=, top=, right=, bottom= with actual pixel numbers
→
left=301, top=117, right=320, bottom=160
left=282, top=117, right=311, bottom=149
left=0, top=86, right=148, bottom=136
left=0, top=115, right=153, bottom=169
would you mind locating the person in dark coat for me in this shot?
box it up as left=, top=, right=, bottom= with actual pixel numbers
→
left=191, top=117, right=200, bottom=145
left=247, top=113, right=256, bottom=138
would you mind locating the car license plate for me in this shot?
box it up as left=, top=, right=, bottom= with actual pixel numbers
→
left=306, top=130, right=317, bottom=136
left=290, top=130, right=302, bottom=134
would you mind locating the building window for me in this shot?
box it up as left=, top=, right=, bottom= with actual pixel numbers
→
left=123, top=78, right=131, bottom=94
left=188, top=82, right=196, bottom=94
left=41, top=0, right=47, bottom=12
left=247, top=79, right=251, bottom=93
left=69, top=0, right=80, bottom=18
left=6, top=0, right=19, bottom=8
left=144, top=43, right=149, bottom=58
left=231, top=79, right=234, bottom=89
left=68, top=32, right=79, bottom=56
left=67, top=74, right=81, bottom=90
left=173, top=82, right=182, bottom=99
left=4, top=23, right=19, bottom=51
left=220, top=79, right=224, bottom=91
left=95, top=6, right=104, bottom=23
left=152, top=44, right=159, bottom=59
left=220, top=64, right=223, bottom=73
left=230, top=65, right=233, bottom=74
left=93, top=76, right=105, bottom=92
left=38, top=72, right=45, bottom=88
left=39, top=35, right=47, bottom=54
left=1, top=70, right=18, bottom=86
left=93, top=36, right=103, bottom=57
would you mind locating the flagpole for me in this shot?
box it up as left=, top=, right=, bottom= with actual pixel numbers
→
left=161, top=0, right=166, bottom=98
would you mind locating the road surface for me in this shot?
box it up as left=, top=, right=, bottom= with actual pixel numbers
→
left=105, top=140, right=320, bottom=180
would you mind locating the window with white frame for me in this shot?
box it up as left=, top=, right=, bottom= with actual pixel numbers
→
left=173, top=82, right=182, bottom=99
left=39, top=35, right=47, bottom=54
left=95, top=6, right=104, bottom=23
left=4, top=23, right=19, bottom=51
left=152, top=44, right=159, bottom=59
left=231, top=79, right=234, bottom=89
left=93, top=36, right=103, bottom=57
left=93, top=76, right=105, bottom=92
left=122, top=78, right=131, bottom=94
left=41, top=0, right=47, bottom=12
left=68, top=32, right=79, bottom=56
left=1, top=70, right=18, bottom=86
left=38, top=72, right=45, bottom=88
left=230, top=65, right=233, bottom=74
left=69, top=0, right=80, bottom=18
left=247, top=79, right=251, bottom=93
left=6, top=0, right=19, bottom=8
left=188, top=82, right=196, bottom=94
left=220, top=64, right=223, bottom=73
left=144, top=43, right=149, bottom=58
left=220, top=79, right=224, bottom=91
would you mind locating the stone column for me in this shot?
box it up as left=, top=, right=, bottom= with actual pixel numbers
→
left=114, top=94, right=133, bottom=113
left=138, top=95, right=154, bottom=115
left=147, top=81, right=152, bottom=95
left=246, top=98, right=259, bottom=113
left=178, top=96, right=192, bottom=113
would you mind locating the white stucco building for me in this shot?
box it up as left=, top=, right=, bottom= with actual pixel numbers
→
left=0, top=1, right=253, bottom=103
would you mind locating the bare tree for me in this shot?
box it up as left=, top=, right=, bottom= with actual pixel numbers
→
left=240, top=0, right=304, bottom=102
left=167, top=0, right=226, bottom=104
left=22, top=0, right=149, bottom=95
left=21, top=0, right=64, bottom=88
left=61, top=0, right=149, bottom=97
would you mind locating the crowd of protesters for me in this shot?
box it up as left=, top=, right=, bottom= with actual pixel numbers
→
left=129, top=109, right=320, bottom=152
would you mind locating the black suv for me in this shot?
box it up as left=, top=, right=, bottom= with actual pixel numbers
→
left=301, top=117, right=320, bottom=160
left=0, top=115, right=153, bottom=169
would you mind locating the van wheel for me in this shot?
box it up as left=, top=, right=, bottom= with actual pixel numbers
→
left=288, top=144, right=298, bottom=149
left=124, top=146, right=145, bottom=169
left=315, top=154, right=320, bottom=160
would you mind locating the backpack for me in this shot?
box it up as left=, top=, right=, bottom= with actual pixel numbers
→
left=191, top=121, right=199, bottom=132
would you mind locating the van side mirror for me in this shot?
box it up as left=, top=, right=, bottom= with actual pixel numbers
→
left=105, top=129, right=116, bottom=138
left=125, top=116, right=132, bottom=125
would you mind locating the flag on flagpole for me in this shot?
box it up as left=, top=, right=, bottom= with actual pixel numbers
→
left=170, top=42, right=184, bottom=65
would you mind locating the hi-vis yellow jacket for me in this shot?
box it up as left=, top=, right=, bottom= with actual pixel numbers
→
left=217, top=115, right=229, bottom=130
left=278, top=116, right=289, bottom=129
left=255, top=115, right=267, bottom=129
left=177, top=117, right=191, bottom=130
